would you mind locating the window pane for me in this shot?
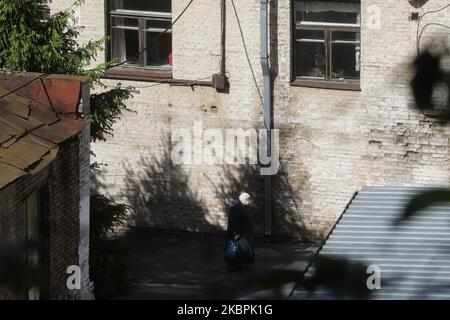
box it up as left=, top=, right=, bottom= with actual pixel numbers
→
left=112, top=29, right=140, bottom=65
left=295, top=1, right=360, bottom=24
left=297, top=29, right=324, bottom=40
left=331, top=31, right=360, bottom=80
left=112, top=16, right=139, bottom=28
left=145, top=18, right=172, bottom=31
left=27, top=190, right=41, bottom=300
left=295, top=30, right=325, bottom=78
left=145, top=32, right=172, bottom=66
left=111, top=0, right=171, bottom=13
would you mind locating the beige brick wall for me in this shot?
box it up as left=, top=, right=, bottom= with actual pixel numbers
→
left=50, top=0, right=450, bottom=239
left=275, top=0, right=450, bottom=236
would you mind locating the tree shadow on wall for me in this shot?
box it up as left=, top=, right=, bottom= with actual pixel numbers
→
left=122, top=133, right=219, bottom=233
left=209, top=164, right=318, bottom=241
left=120, top=127, right=319, bottom=241
left=272, top=167, right=318, bottom=241
left=209, top=164, right=265, bottom=235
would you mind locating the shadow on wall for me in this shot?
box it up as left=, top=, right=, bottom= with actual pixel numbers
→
left=269, top=0, right=278, bottom=78
left=209, top=164, right=316, bottom=240
left=118, top=129, right=317, bottom=240
left=272, top=167, right=318, bottom=241
left=209, top=164, right=265, bottom=235
left=91, top=161, right=108, bottom=194
left=121, top=132, right=218, bottom=233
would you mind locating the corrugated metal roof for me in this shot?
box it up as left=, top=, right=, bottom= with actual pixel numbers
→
left=0, top=73, right=88, bottom=189
left=292, top=187, right=450, bottom=300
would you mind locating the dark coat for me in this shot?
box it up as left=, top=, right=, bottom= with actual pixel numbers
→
left=226, top=200, right=255, bottom=245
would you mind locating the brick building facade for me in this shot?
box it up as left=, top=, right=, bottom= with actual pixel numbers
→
left=49, top=0, right=450, bottom=240
left=0, top=74, right=92, bottom=299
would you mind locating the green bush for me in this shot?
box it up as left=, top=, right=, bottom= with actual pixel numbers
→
left=89, top=237, right=130, bottom=299
left=90, top=194, right=132, bottom=299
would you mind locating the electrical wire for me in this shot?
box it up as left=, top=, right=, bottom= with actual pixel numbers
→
left=419, top=3, right=450, bottom=21
left=0, top=73, right=51, bottom=100
left=416, top=1, right=450, bottom=52
left=419, top=23, right=450, bottom=43
left=416, top=0, right=429, bottom=53
left=230, top=0, right=264, bottom=105
left=111, top=0, right=196, bottom=68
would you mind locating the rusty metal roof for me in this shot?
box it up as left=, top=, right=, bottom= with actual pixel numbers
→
left=0, top=73, right=88, bottom=189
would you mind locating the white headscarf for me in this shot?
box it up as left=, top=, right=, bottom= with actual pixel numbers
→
left=239, top=193, right=251, bottom=205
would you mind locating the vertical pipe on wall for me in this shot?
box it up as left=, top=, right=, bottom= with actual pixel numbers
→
left=212, top=0, right=228, bottom=91
left=220, top=0, right=226, bottom=76
left=260, top=0, right=272, bottom=241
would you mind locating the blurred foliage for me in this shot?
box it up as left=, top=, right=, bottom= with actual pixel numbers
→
left=301, top=257, right=370, bottom=299
left=397, top=189, right=450, bottom=224
left=411, top=49, right=450, bottom=123
left=244, top=256, right=370, bottom=300
left=402, top=47, right=450, bottom=221
left=0, top=243, right=48, bottom=297
left=244, top=269, right=300, bottom=293
left=90, top=195, right=132, bottom=299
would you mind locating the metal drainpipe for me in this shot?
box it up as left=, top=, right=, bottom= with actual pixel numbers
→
left=220, top=0, right=226, bottom=77
left=260, top=0, right=272, bottom=241
left=212, top=0, right=228, bottom=91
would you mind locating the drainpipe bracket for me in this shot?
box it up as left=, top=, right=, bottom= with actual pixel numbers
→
left=212, top=73, right=229, bottom=91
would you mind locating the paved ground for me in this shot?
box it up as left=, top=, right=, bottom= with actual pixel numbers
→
left=116, top=230, right=318, bottom=300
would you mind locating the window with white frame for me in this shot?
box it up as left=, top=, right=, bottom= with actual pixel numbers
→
left=294, top=0, right=361, bottom=83
left=109, top=0, right=172, bottom=68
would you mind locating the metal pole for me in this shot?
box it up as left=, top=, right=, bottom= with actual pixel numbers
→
left=260, top=0, right=272, bottom=241
left=220, top=0, right=226, bottom=76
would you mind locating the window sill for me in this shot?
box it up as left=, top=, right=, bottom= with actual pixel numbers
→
left=104, top=66, right=172, bottom=81
left=103, top=67, right=213, bottom=87
left=291, top=79, right=361, bottom=91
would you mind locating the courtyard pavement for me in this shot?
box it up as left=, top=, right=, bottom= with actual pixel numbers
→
left=116, top=229, right=318, bottom=300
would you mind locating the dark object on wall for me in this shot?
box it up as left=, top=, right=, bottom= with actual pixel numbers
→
left=408, top=0, right=430, bottom=8
left=410, top=12, right=420, bottom=21
left=212, top=73, right=229, bottom=91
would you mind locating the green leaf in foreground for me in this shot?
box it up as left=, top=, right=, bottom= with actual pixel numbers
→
left=396, top=189, right=450, bottom=225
